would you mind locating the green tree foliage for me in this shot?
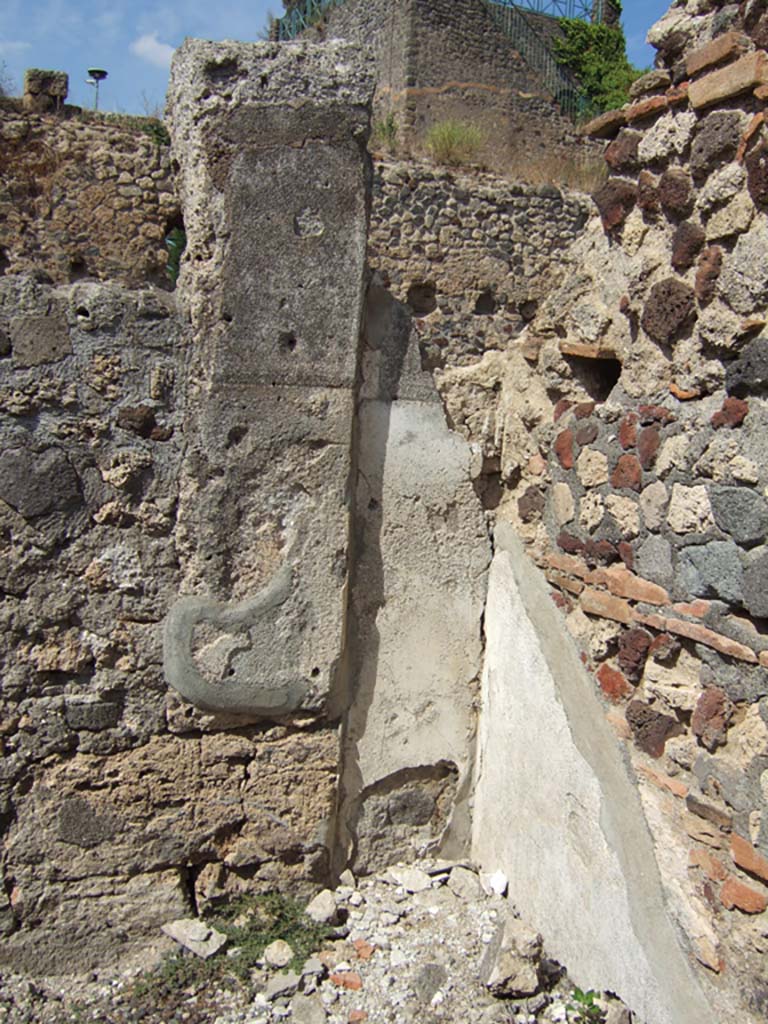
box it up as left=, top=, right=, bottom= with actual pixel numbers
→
left=553, top=18, right=642, bottom=115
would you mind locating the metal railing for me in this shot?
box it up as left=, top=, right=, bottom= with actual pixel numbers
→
left=483, top=0, right=590, bottom=119
left=510, top=0, right=600, bottom=17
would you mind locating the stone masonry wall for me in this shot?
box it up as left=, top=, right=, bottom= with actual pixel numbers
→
left=0, top=102, right=179, bottom=287
left=433, top=2, right=768, bottom=1019
left=316, top=0, right=594, bottom=175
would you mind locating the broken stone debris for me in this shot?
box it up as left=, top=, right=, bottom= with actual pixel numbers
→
left=160, top=917, right=227, bottom=959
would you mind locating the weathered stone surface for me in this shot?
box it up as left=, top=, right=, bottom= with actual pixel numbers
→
left=705, top=191, right=753, bottom=240
left=290, top=993, right=328, bottom=1024
left=640, top=481, right=669, bottom=532
left=626, top=700, right=684, bottom=758
left=695, top=246, right=723, bottom=304
left=265, top=938, right=294, bottom=967
left=0, top=446, right=82, bottom=519
left=719, top=216, right=768, bottom=314
left=10, top=314, right=71, bottom=367
left=577, top=447, right=609, bottom=487
left=639, top=111, right=697, bottom=165
left=597, top=662, right=633, bottom=702
left=305, top=889, right=338, bottom=923
left=481, top=913, right=542, bottom=997
left=678, top=540, right=744, bottom=604
left=605, top=130, right=642, bottom=173
left=690, top=111, right=744, bottom=179
left=672, top=222, right=706, bottom=271
left=630, top=69, right=672, bottom=99
left=605, top=494, right=640, bottom=537
left=636, top=535, right=674, bottom=591
left=637, top=170, right=661, bottom=216
left=667, top=484, right=714, bottom=534
left=162, top=918, right=227, bottom=959
left=658, top=167, right=695, bottom=218
left=692, top=687, right=732, bottom=752
left=743, top=548, right=768, bottom=617
left=745, top=140, right=768, bottom=209
left=725, top=336, right=768, bottom=396
left=447, top=865, right=484, bottom=900
left=618, top=628, right=653, bottom=682
left=583, top=107, right=627, bottom=139
left=552, top=482, right=575, bottom=525
left=710, top=485, right=768, bottom=545
left=641, top=279, right=696, bottom=344
left=593, top=179, right=637, bottom=232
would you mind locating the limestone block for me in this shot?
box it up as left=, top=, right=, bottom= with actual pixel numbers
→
left=637, top=112, right=697, bottom=164
left=164, top=41, right=373, bottom=716
left=552, top=482, right=575, bottom=525
left=605, top=494, right=640, bottom=537
left=577, top=448, right=609, bottom=487
left=472, top=527, right=715, bottom=1024
left=719, top=219, right=768, bottom=314
left=704, top=191, right=753, bottom=240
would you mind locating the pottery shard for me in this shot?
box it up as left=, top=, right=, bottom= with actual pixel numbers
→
left=658, top=168, right=694, bottom=219
left=625, top=700, right=683, bottom=758
left=593, top=178, right=637, bottom=232
left=692, top=687, right=732, bottom=752
left=690, top=110, right=743, bottom=180
left=480, top=914, right=543, bottom=998
left=671, top=222, right=706, bottom=271
left=695, top=246, right=723, bottom=304
left=641, top=279, right=696, bottom=344
left=604, top=130, right=642, bottom=173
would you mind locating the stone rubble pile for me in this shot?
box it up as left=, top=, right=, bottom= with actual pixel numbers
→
left=0, top=860, right=633, bottom=1024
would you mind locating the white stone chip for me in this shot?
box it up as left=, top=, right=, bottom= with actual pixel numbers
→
left=161, top=917, right=227, bottom=959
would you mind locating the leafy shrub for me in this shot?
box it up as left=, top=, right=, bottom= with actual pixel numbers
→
left=553, top=19, right=644, bottom=114
left=425, top=120, right=483, bottom=167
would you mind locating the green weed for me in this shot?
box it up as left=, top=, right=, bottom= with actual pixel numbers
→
left=567, top=987, right=606, bottom=1023
left=424, top=119, right=483, bottom=167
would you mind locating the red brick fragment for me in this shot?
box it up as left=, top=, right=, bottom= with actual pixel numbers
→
left=349, top=1013, right=368, bottom=1023
left=353, top=939, right=376, bottom=960
left=637, top=404, right=676, bottom=424
left=331, top=972, right=363, bottom=991
left=553, top=398, right=572, bottom=422
left=611, top=454, right=642, bottom=491
left=637, top=425, right=660, bottom=469
left=574, top=401, right=596, bottom=419
left=557, top=531, right=584, bottom=555
left=720, top=876, right=768, bottom=914
left=731, top=833, right=768, bottom=884
left=593, top=178, right=637, bottom=232
left=689, top=848, right=728, bottom=882
left=597, top=662, right=632, bottom=703
left=618, top=413, right=638, bottom=449
left=625, top=95, right=669, bottom=124
left=618, top=541, right=634, bottom=570
left=554, top=429, right=575, bottom=469
left=711, top=396, right=749, bottom=428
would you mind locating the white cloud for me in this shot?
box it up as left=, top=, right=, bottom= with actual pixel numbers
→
left=0, top=40, right=31, bottom=56
left=129, top=32, right=174, bottom=69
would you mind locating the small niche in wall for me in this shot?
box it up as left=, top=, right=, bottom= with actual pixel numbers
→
left=563, top=354, right=622, bottom=403
left=473, top=288, right=497, bottom=316
left=406, top=281, right=437, bottom=317
left=164, top=214, right=186, bottom=290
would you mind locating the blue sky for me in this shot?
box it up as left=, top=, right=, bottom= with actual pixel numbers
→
left=0, top=0, right=670, bottom=115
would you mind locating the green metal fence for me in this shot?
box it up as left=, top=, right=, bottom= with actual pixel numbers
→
left=276, top=0, right=338, bottom=40
left=484, top=0, right=590, bottom=120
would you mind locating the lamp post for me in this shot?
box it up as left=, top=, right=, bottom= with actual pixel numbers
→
left=86, top=67, right=108, bottom=110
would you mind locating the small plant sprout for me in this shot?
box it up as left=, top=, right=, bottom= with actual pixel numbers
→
left=567, top=987, right=607, bottom=1024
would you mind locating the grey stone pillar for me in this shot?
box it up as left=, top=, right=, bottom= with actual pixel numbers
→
left=165, top=41, right=373, bottom=717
